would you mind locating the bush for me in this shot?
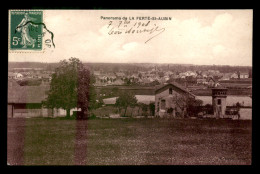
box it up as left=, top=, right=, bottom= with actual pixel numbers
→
left=187, top=99, right=203, bottom=117
left=203, top=104, right=213, bottom=115
left=88, top=113, right=97, bottom=119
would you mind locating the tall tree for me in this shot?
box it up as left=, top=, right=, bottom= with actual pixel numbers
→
left=43, top=58, right=96, bottom=118
left=115, top=92, right=137, bottom=117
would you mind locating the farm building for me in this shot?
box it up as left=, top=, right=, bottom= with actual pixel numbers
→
left=8, top=79, right=70, bottom=118
left=155, top=82, right=196, bottom=118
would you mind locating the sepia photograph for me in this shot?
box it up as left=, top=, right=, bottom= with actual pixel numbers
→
left=7, top=9, right=252, bottom=165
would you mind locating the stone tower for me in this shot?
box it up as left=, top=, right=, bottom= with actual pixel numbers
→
left=212, top=87, right=227, bottom=118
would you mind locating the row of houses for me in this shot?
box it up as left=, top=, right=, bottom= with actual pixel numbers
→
left=181, top=71, right=249, bottom=80
left=9, top=68, right=250, bottom=88
left=94, top=72, right=125, bottom=86
left=93, top=69, right=250, bottom=86
left=9, top=67, right=249, bottom=85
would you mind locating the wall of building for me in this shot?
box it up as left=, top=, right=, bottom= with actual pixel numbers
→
left=155, top=86, right=187, bottom=117
left=212, top=97, right=227, bottom=118
left=7, top=104, right=78, bottom=118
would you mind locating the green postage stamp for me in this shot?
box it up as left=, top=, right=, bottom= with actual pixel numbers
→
left=9, top=10, right=43, bottom=51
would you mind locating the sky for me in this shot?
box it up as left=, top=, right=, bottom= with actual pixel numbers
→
left=8, top=10, right=253, bottom=66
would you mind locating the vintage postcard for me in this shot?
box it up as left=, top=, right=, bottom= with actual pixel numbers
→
left=8, top=10, right=252, bottom=165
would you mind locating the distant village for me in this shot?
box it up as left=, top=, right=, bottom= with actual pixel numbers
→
left=8, top=66, right=252, bottom=89
left=92, top=69, right=251, bottom=87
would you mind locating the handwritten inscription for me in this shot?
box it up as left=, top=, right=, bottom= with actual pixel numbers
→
left=106, top=20, right=165, bottom=43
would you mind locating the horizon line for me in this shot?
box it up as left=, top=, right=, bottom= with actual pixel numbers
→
left=8, top=61, right=252, bottom=67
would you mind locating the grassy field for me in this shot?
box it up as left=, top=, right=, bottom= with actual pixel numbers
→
left=7, top=118, right=251, bottom=165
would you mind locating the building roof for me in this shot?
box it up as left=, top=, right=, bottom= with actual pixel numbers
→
left=103, top=97, right=118, bottom=105
left=155, top=82, right=196, bottom=98
left=8, top=80, right=50, bottom=104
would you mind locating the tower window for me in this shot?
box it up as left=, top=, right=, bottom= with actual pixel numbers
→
left=217, top=99, right=221, bottom=105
